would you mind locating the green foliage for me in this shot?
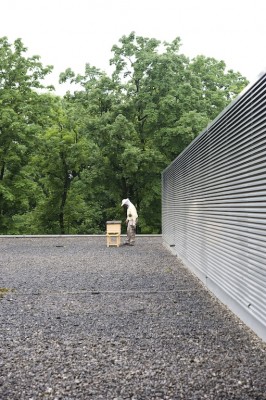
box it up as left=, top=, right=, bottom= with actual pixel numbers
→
left=0, top=37, right=54, bottom=233
left=0, top=34, right=249, bottom=234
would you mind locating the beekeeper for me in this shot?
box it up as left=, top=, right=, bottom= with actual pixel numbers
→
left=121, top=198, right=138, bottom=246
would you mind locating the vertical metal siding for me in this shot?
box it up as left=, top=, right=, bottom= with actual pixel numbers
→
left=162, top=72, right=266, bottom=342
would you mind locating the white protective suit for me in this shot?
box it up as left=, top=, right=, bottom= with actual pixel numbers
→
left=121, top=198, right=138, bottom=245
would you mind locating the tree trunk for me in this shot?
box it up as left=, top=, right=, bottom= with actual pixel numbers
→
left=59, top=175, right=68, bottom=234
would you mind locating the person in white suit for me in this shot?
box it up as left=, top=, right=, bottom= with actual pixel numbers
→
left=121, top=198, right=138, bottom=246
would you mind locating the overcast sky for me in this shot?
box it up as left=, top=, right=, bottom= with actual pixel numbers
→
left=2, top=0, right=266, bottom=95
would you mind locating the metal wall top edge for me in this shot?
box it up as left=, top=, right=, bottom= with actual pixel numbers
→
left=162, top=71, right=266, bottom=175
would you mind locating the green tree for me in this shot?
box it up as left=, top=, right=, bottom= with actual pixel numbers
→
left=0, top=37, right=53, bottom=233
left=58, top=33, right=248, bottom=233
left=2, top=34, right=248, bottom=235
left=60, top=64, right=129, bottom=230
left=109, top=33, right=249, bottom=231
left=26, top=95, right=104, bottom=234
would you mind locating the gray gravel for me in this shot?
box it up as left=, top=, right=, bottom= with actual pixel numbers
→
left=0, top=236, right=266, bottom=400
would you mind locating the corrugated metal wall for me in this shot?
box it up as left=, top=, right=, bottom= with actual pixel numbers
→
left=162, top=72, right=266, bottom=342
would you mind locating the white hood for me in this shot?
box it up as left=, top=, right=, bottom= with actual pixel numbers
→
left=121, top=198, right=131, bottom=207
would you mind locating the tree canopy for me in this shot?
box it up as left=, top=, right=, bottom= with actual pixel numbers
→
left=0, top=33, right=248, bottom=234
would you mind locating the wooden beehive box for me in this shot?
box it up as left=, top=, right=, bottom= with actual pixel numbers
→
left=106, top=220, right=121, bottom=247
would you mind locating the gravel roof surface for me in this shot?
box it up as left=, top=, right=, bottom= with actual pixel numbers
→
left=0, top=236, right=266, bottom=400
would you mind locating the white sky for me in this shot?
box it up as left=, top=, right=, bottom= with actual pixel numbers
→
left=1, top=0, right=266, bottom=95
